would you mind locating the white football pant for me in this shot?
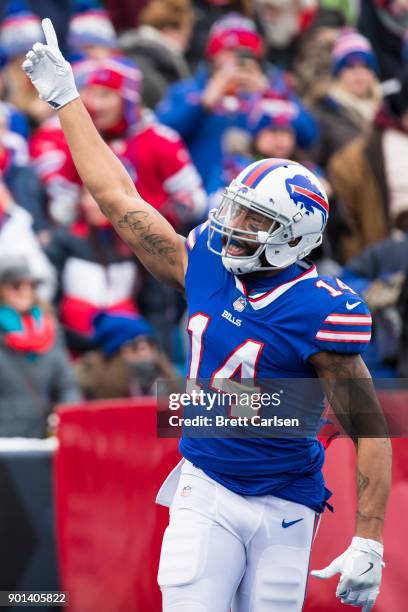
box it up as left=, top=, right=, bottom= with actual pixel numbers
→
left=157, top=460, right=319, bottom=612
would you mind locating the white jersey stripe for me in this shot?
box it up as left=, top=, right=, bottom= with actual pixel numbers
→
left=324, top=314, right=372, bottom=325
left=316, top=330, right=371, bottom=342
left=187, top=228, right=197, bottom=251
left=200, top=220, right=209, bottom=234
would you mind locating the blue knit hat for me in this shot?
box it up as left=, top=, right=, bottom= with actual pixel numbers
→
left=68, top=0, right=117, bottom=53
left=332, top=29, right=379, bottom=77
left=92, top=312, right=154, bottom=357
left=0, top=0, right=44, bottom=59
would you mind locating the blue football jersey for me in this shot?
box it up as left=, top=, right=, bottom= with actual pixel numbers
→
left=180, top=223, right=372, bottom=513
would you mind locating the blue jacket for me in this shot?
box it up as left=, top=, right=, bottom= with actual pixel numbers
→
left=156, top=66, right=318, bottom=191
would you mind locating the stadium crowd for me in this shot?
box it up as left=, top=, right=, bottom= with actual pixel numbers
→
left=0, top=0, right=408, bottom=437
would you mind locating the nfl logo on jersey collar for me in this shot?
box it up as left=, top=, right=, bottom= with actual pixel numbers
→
left=233, top=296, right=247, bottom=312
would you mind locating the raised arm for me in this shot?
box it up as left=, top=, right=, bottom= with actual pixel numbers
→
left=22, top=19, right=187, bottom=291
left=57, top=100, right=187, bottom=289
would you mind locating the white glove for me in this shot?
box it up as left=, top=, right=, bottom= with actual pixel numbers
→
left=311, top=537, right=384, bottom=611
left=22, top=18, right=79, bottom=109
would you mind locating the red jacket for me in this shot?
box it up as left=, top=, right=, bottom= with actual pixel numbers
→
left=30, top=113, right=207, bottom=228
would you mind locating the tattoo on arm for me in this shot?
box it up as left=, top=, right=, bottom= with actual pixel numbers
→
left=357, top=469, right=369, bottom=498
left=117, top=211, right=178, bottom=265
left=357, top=469, right=384, bottom=524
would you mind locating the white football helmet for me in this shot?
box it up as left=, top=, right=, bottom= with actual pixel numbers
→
left=208, top=158, right=329, bottom=274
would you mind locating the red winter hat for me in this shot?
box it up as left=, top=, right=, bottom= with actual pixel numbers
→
left=73, top=57, right=141, bottom=125
left=206, top=13, right=264, bottom=59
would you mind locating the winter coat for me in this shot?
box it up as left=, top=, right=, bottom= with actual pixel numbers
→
left=0, top=328, right=80, bottom=438
left=312, top=83, right=382, bottom=166
left=328, top=128, right=391, bottom=261
left=45, top=223, right=140, bottom=340
left=313, top=96, right=369, bottom=166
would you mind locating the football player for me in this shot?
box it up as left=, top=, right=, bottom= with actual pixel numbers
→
left=23, top=20, right=392, bottom=612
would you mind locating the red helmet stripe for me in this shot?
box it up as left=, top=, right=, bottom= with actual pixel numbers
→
left=292, top=185, right=328, bottom=212
left=242, top=158, right=291, bottom=188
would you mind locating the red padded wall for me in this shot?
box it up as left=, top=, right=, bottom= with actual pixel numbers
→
left=55, top=398, right=407, bottom=611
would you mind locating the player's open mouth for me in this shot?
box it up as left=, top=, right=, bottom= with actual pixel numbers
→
left=224, top=237, right=251, bottom=257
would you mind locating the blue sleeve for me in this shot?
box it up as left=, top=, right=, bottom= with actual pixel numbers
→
left=156, top=81, right=207, bottom=142
left=301, top=279, right=372, bottom=361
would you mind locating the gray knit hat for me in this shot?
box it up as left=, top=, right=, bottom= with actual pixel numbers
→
left=0, top=255, right=37, bottom=284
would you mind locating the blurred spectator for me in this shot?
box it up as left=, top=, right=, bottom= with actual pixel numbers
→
left=0, top=98, right=30, bottom=140
left=45, top=188, right=140, bottom=351
left=249, top=96, right=319, bottom=161
left=291, top=7, right=346, bottom=101
left=329, top=65, right=408, bottom=260
left=0, top=104, right=47, bottom=229
left=4, top=0, right=73, bottom=56
left=119, top=0, right=193, bottom=108
left=254, top=0, right=318, bottom=69
left=30, top=114, right=81, bottom=226
left=313, top=28, right=382, bottom=166
left=0, top=255, right=80, bottom=437
left=341, top=235, right=408, bottom=376
left=358, top=0, right=408, bottom=81
left=157, top=13, right=318, bottom=191
left=0, top=178, right=55, bottom=299
left=31, top=57, right=202, bottom=358
left=30, top=56, right=206, bottom=228
left=186, top=0, right=253, bottom=70
left=75, top=312, right=178, bottom=398
left=207, top=96, right=322, bottom=195
left=247, top=96, right=344, bottom=270
left=0, top=0, right=53, bottom=124
left=68, top=0, right=119, bottom=60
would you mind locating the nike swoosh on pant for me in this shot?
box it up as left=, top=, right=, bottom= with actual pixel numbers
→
left=281, top=518, right=304, bottom=528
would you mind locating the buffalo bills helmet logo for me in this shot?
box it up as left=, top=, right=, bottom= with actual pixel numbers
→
left=285, top=175, right=329, bottom=229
